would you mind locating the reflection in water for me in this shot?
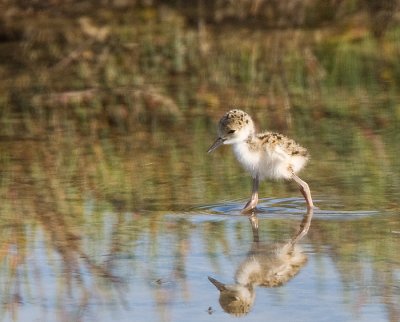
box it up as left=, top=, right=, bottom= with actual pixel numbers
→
left=208, top=210, right=313, bottom=316
left=0, top=116, right=399, bottom=321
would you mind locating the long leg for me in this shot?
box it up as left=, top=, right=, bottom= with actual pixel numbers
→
left=248, top=214, right=259, bottom=242
left=241, top=175, right=259, bottom=214
left=290, top=208, right=313, bottom=246
left=291, top=173, right=314, bottom=210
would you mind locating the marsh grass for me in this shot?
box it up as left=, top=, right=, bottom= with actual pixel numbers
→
left=1, top=2, right=399, bottom=135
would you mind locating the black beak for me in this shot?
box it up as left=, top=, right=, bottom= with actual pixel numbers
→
left=208, top=276, right=227, bottom=291
left=207, top=137, right=225, bottom=153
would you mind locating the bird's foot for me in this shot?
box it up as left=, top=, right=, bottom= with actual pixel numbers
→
left=241, top=199, right=258, bottom=215
left=308, top=204, right=319, bottom=211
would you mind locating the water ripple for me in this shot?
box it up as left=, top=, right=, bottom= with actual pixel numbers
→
left=191, top=196, right=378, bottom=220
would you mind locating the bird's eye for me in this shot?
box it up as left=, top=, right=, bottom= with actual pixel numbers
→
left=227, top=130, right=236, bottom=134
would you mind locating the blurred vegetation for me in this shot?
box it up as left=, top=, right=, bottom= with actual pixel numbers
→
left=0, top=0, right=399, bottom=134
left=1, top=0, right=399, bottom=208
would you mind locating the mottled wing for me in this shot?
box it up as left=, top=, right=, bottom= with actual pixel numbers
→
left=256, top=131, right=309, bottom=158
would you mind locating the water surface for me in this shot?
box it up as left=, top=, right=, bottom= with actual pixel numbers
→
left=0, top=120, right=399, bottom=322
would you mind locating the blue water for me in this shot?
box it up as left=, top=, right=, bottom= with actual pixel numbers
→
left=4, top=197, right=396, bottom=322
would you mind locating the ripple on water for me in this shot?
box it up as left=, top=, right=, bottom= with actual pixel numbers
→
left=189, top=196, right=378, bottom=221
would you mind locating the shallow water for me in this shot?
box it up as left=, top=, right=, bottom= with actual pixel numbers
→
left=0, top=119, right=399, bottom=322
left=4, top=204, right=399, bottom=322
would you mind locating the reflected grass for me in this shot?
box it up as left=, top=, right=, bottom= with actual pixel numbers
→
left=308, top=214, right=400, bottom=321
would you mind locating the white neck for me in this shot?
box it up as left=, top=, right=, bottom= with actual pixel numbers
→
left=232, top=140, right=260, bottom=178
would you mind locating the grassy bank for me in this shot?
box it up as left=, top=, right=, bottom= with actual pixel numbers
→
left=0, top=1, right=399, bottom=136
